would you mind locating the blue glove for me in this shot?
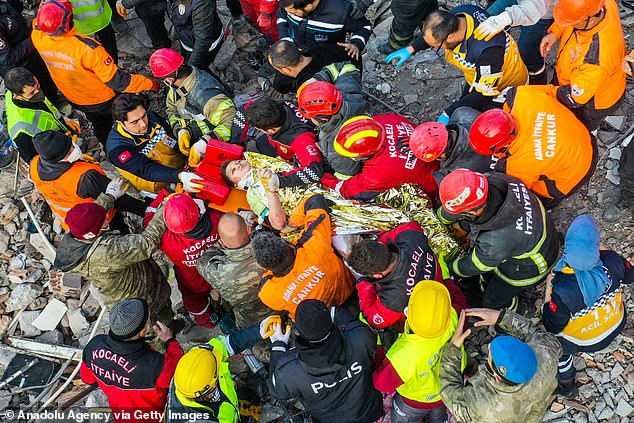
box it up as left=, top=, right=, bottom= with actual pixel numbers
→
left=437, top=112, right=450, bottom=125
left=384, top=47, right=413, bottom=68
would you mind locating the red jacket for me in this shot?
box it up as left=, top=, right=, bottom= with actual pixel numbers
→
left=80, top=335, right=183, bottom=423
left=321, top=114, right=439, bottom=201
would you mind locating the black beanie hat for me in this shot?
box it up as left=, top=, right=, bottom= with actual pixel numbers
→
left=33, top=130, right=73, bottom=163
left=295, top=299, right=334, bottom=342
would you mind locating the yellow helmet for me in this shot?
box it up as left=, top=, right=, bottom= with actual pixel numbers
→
left=407, top=281, right=452, bottom=338
left=174, top=345, right=223, bottom=399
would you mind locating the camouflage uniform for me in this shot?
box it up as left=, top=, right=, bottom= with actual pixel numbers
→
left=196, top=243, right=273, bottom=328
left=54, top=194, right=173, bottom=324
left=439, top=309, right=561, bottom=423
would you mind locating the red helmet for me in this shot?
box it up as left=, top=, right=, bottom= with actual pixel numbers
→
left=149, top=48, right=185, bottom=78
left=553, top=0, right=605, bottom=26
left=164, top=194, right=200, bottom=234
left=439, top=169, right=489, bottom=214
left=37, top=0, right=73, bottom=36
left=469, top=109, right=518, bottom=156
left=410, top=122, right=449, bottom=162
left=334, top=116, right=384, bottom=158
left=297, top=81, right=343, bottom=119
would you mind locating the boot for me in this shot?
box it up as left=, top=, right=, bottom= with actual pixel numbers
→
left=555, top=379, right=579, bottom=398
left=529, top=69, right=549, bottom=85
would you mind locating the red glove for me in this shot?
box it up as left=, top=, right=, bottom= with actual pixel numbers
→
left=257, top=12, right=273, bottom=28
left=149, top=78, right=160, bottom=92
left=356, top=280, right=377, bottom=299
left=320, top=173, right=340, bottom=190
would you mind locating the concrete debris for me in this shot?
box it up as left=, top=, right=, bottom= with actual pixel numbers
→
left=17, top=310, right=42, bottom=337
left=67, top=309, right=90, bottom=339
left=32, top=298, right=67, bottom=332
left=5, top=283, right=43, bottom=312
left=604, top=115, right=626, bottom=131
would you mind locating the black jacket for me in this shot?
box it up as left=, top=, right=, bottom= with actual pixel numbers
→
left=0, top=0, right=32, bottom=76
left=269, top=308, right=383, bottom=423
left=441, top=173, right=559, bottom=285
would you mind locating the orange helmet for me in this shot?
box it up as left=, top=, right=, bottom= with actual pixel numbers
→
left=439, top=169, right=489, bottom=214
left=297, top=81, right=343, bottom=119
left=149, top=48, right=185, bottom=78
left=469, top=109, right=518, bottom=156
left=37, top=0, right=73, bottom=36
left=334, top=116, right=384, bottom=158
left=410, top=122, right=449, bottom=162
left=553, top=0, right=606, bottom=26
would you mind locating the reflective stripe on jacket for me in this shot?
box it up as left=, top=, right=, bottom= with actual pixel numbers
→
left=69, top=0, right=112, bottom=35
left=6, top=94, right=68, bottom=140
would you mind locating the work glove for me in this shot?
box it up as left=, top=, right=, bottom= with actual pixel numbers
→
left=149, top=78, right=160, bottom=92
left=257, top=12, right=273, bottom=28
left=188, top=138, right=208, bottom=166
left=437, top=112, right=450, bottom=125
left=385, top=47, right=413, bottom=67
left=258, top=169, right=280, bottom=192
left=179, top=172, right=204, bottom=193
left=474, top=11, right=512, bottom=41
left=177, top=130, right=192, bottom=155
left=105, top=177, right=129, bottom=199
left=348, top=0, right=368, bottom=20
left=269, top=321, right=291, bottom=344
left=239, top=210, right=257, bottom=227
left=259, top=315, right=282, bottom=339
left=64, top=118, right=82, bottom=135
left=172, top=117, right=187, bottom=134
left=115, top=0, right=128, bottom=17
left=186, top=119, right=212, bottom=142
left=319, top=173, right=340, bottom=191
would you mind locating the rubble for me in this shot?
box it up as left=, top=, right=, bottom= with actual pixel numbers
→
left=31, top=298, right=67, bottom=332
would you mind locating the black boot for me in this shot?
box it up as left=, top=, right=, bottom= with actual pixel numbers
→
left=529, top=70, right=549, bottom=85
left=555, top=379, right=579, bottom=398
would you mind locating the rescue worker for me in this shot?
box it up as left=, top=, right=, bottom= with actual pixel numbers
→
left=267, top=40, right=355, bottom=94
left=540, top=0, right=626, bottom=131
left=276, top=0, right=372, bottom=70
left=238, top=0, right=279, bottom=42
left=373, top=282, right=467, bottom=423
left=268, top=299, right=384, bottom=423
left=438, top=169, right=559, bottom=311
left=409, top=120, right=494, bottom=185
left=149, top=48, right=236, bottom=152
left=377, top=0, right=437, bottom=56
left=476, top=0, right=555, bottom=84
left=31, top=0, right=158, bottom=148
left=469, top=85, right=596, bottom=209
left=440, top=307, right=561, bottom=423
left=297, top=62, right=369, bottom=179
left=0, top=0, right=63, bottom=107
left=54, top=193, right=174, bottom=325
left=347, top=222, right=445, bottom=329
left=541, top=215, right=634, bottom=397
left=319, top=115, right=439, bottom=201
left=252, top=193, right=355, bottom=320
left=80, top=298, right=184, bottom=423
left=4, top=67, right=77, bottom=163
left=385, top=6, right=528, bottom=123
left=106, top=93, right=202, bottom=194
left=144, top=192, right=223, bottom=328
left=115, top=0, right=171, bottom=49
left=31, top=131, right=146, bottom=232
left=197, top=213, right=273, bottom=329
left=166, top=0, right=224, bottom=70
left=239, top=96, right=323, bottom=187
left=69, top=0, right=118, bottom=63
left=167, top=316, right=278, bottom=422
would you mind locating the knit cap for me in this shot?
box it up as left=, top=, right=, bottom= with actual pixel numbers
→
left=32, top=130, right=72, bottom=163
left=66, top=202, right=106, bottom=240
left=295, top=299, right=333, bottom=342
left=109, top=298, right=149, bottom=340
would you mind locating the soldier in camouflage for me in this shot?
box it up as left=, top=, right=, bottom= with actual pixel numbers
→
left=440, top=308, right=561, bottom=423
left=54, top=190, right=174, bottom=325
left=196, top=212, right=273, bottom=328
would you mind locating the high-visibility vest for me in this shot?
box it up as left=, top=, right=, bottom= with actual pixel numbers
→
left=69, top=0, right=112, bottom=35
left=5, top=94, right=68, bottom=140
left=29, top=156, right=115, bottom=230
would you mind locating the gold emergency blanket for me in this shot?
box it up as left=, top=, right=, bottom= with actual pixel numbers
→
left=245, top=153, right=461, bottom=258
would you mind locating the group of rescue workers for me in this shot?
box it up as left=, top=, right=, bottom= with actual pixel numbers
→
left=2, top=0, right=634, bottom=420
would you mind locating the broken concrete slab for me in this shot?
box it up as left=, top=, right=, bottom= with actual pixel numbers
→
left=5, top=283, right=43, bottom=312
left=605, top=115, right=626, bottom=131
left=61, top=273, right=82, bottom=296
left=32, top=298, right=67, bottom=332
left=35, top=330, right=64, bottom=345
left=67, top=309, right=90, bottom=339
left=29, top=233, right=55, bottom=263
left=17, top=310, right=42, bottom=337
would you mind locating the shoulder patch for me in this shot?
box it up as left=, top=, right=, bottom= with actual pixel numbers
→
left=0, top=38, right=6, bottom=50
left=104, top=57, right=113, bottom=66
left=118, top=150, right=132, bottom=163
left=549, top=301, right=557, bottom=313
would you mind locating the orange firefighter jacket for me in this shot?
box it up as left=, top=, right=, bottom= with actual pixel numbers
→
left=548, top=0, right=626, bottom=110
left=498, top=85, right=594, bottom=200
left=31, top=24, right=154, bottom=107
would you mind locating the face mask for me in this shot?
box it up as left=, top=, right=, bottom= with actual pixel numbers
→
left=65, top=142, right=83, bottom=163
left=236, top=169, right=253, bottom=190
left=27, top=92, right=46, bottom=103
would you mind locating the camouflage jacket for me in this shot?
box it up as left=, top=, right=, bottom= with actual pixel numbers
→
left=54, top=194, right=173, bottom=323
left=439, top=309, right=561, bottom=423
left=196, top=243, right=273, bottom=328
